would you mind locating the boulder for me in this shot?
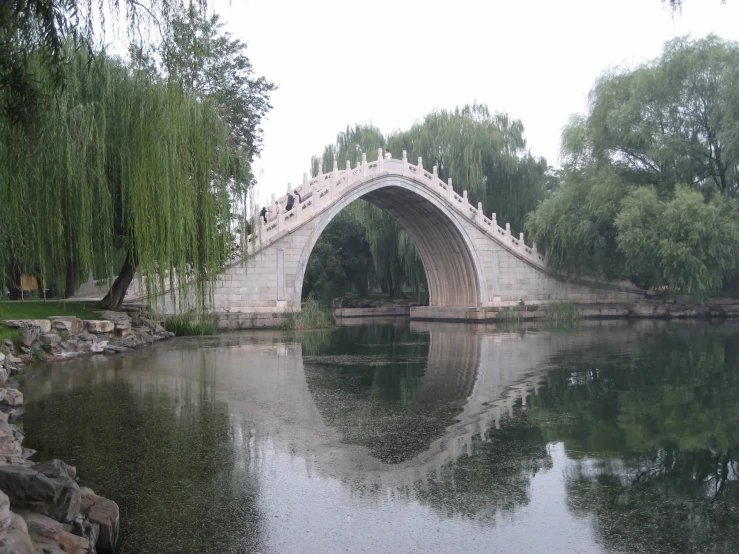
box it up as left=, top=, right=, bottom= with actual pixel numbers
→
left=108, top=338, right=138, bottom=350
left=0, top=463, right=81, bottom=523
left=0, top=491, right=11, bottom=539
left=0, top=353, right=4, bottom=366
left=97, top=312, right=131, bottom=326
left=60, top=340, right=79, bottom=352
left=0, top=389, right=23, bottom=409
left=89, top=341, right=107, bottom=354
left=40, top=334, right=61, bottom=345
left=85, top=321, right=114, bottom=334
left=0, top=513, right=39, bottom=554
left=20, top=328, right=38, bottom=348
left=75, top=333, right=96, bottom=343
left=48, top=318, right=86, bottom=336
left=71, top=514, right=99, bottom=552
left=103, top=345, right=131, bottom=354
left=79, top=489, right=117, bottom=554
left=32, top=460, right=76, bottom=481
left=29, top=320, right=52, bottom=334
left=17, top=510, right=89, bottom=554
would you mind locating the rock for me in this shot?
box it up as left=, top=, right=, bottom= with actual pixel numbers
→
left=60, top=340, right=78, bottom=352
left=20, top=328, right=38, bottom=347
left=0, top=353, right=4, bottom=367
left=79, top=489, right=118, bottom=554
left=71, top=515, right=98, bottom=553
left=0, top=463, right=81, bottom=523
left=40, top=334, right=61, bottom=345
left=0, top=491, right=12, bottom=539
left=97, top=312, right=131, bottom=325
left=103, top=345, right=131, bottom=354
left=32, top=460, right=76, bottom=482
left=5, top=355, right=20, bottom=365
left=0, top=512, right=39, bottom=554
left=75, top=333, right=96, bottom=342
left=113, top=320, right=131, bottom=331
left=89, top=341, right=107, bottom=354
left=29, top=320, right=52, bottom=334
left=0, top=389, right=23, bottom=408
left=0, top=341, right=11, bottom=351
left=7, top=408, right=24, bottom=424
left=48, top=317, right=86, bottom=336
left=18, top=510, right=89, bottom=554
left=108, top=338, right=138, bottom=350
left=85, top=321, right=114, bottom=334
left=0, top=369, right=7, bottom=387
left=154, top=324, right=165, bottom=334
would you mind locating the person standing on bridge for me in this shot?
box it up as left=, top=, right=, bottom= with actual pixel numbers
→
left=260, top=206, right=268, bottom=224
left=286, top=192, right=295, bottom=211
left=384, top=148, right=392, bottom=159
left=274, top=200, right=280, bottom=216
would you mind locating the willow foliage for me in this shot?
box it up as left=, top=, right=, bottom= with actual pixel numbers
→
left=0, top=46, right=236, bottom=311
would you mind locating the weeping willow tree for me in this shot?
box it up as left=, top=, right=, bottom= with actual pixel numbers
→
left=309, top=106, right=549, bottom=297
left=0, top=45, right=238, bottom=313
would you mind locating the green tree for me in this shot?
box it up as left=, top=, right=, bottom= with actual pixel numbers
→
left=527, top=35, right=739, bottom=293
left=0, top=46, right=235, bottom=312
left=302, top=210, right=374, bottom=305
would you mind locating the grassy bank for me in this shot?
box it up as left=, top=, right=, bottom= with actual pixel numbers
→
left=0, top=301, right=104, bottom=320
left=163, top=314, right=217, bottom=336
left=283, top=298, right=333, bottom=330
left=0, top=325, right=23, bottom=348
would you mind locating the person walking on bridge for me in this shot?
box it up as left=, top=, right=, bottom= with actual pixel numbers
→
left=286, top=192, right=295, bottom=211
left=260, top=206, right=268, bottom=224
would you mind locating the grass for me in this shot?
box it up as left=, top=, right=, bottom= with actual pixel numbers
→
left=495, top=307, right=524, bottom=325
left=542, top=302, right=583, bottom=323
left=0, top=325, right=23, bottom=348
left=163, top=314, right=217, bottom=336
left=0, top=300, right=104, bottom=320
left=283, top=298, right=334, bottom=330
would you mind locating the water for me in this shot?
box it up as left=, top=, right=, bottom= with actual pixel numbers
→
left=18, top=319, right=739, bottom=554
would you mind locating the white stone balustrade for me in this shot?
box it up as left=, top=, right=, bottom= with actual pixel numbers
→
left=247, top=152, right=547, bottom=267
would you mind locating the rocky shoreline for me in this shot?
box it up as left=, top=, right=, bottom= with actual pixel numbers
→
left=0, top=307, right=174, bottom=553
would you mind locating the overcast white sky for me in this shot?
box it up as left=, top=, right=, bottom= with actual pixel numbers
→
left=213, top=0, right=739, bottom=207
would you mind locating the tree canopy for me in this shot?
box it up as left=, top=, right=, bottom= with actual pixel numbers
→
left=526, top=35, right=739, bottom=293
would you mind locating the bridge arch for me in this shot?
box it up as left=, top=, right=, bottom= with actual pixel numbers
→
left=293, top=174, right=487, bottom=308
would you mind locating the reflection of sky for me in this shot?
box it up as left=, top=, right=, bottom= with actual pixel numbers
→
left=255, top=440, right=606, bottom=554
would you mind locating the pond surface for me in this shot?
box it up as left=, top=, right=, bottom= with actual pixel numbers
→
left=19, top=319, right=739, bottom=554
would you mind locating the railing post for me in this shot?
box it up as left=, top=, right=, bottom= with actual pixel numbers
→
left=477, top=202, right=483, bottom=224
left=417, top=157, right=423, bottom=177
left=287, top=182, right=292, bottom=193
left=492, top=212, right=497, bottom=229
left=330, top=158, right=338, bottom=200
left=402, top=150, right=408, bottom=174
left=303, top=172, right=308, bottom=189
left=378, top=148, right=384, bottom=171
left=506, top=222, right=511, bottom=238
left=317, top=160, right=323, bottom=183
left=448, top=178, right=453, bottom=201
left=519, top=232, right=525, bottom=248
left=463, top=190, right=468, bottom=205
left=361, top=153, right=367, bottom=177
left=432, top=166, right=438, bottom=187
left=346, top=160, right=352, bottom=185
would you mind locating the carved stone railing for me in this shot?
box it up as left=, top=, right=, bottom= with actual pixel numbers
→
left=245, top=149, right=547, bottom=269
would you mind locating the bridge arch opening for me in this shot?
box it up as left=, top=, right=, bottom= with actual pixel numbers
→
left=294, top=175, right=485, bottom=308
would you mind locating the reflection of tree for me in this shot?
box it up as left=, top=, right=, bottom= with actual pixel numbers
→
left=415, top=409, right=552, bottom=523
left=22, top=361, right=262, bottom=554
left=303, top=325, right=464, bottom=463
left=529, top=328, right=739, bottom=553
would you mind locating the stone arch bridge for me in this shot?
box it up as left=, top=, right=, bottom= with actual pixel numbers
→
left=129, top=151, right=641, bottom=327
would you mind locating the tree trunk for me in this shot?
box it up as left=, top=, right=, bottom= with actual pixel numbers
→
left=64, top=257, right=76, bottom=298
left=99, top=253, right=136, bottom=311
left=6, top=260, right=21, bottom=300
